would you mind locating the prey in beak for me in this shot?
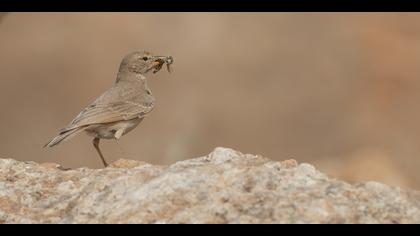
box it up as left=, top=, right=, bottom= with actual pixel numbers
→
left=150, top=56, right=174, bottom=74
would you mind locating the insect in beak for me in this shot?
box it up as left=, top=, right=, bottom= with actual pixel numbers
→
left=151, top=56, right=173, bottom=74
left=165, top=56, right=173, bottom=73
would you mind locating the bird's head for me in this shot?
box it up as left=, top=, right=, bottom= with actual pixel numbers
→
left=118, top=51, right=173, bottom=75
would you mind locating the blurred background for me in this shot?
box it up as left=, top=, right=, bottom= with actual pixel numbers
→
left=1, top=13, right=420, bottom=189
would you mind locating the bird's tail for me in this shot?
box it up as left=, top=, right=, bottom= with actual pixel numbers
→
left=44, top=127, right=87, bottom=148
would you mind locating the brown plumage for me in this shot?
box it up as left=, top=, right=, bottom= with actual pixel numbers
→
left=44, top=51, right=173, bottom=167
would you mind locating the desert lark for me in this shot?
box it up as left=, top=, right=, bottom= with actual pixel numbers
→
left=44, top=51, right=173, bottom=167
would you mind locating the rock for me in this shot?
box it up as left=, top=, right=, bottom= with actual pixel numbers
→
left=109, top=159, right=149, bottom=169
left=0, top=147, right=419, bottom=224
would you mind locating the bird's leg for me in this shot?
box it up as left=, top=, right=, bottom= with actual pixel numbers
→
left=93, top=137, right=108, bottom=167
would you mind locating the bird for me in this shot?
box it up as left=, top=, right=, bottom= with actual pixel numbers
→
left=44, top=51, right=173, bottom=167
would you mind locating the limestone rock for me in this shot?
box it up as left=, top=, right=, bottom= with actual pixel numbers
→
left=0, top=147, right=419, bottom=224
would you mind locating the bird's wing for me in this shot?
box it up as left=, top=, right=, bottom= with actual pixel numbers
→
left=60, top=94, right=154, bottom=133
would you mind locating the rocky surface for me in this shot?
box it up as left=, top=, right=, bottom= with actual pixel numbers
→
left=1, top=147, right=420, bottom=224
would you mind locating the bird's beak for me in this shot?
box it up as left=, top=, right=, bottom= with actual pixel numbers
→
left=154, top=55, right=173, bottom=62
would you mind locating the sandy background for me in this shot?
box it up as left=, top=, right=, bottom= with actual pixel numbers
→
left=1, top=13, right=420, bottom=189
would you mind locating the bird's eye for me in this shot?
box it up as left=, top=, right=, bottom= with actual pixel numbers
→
left=142, top=57, right=148, bottom=61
